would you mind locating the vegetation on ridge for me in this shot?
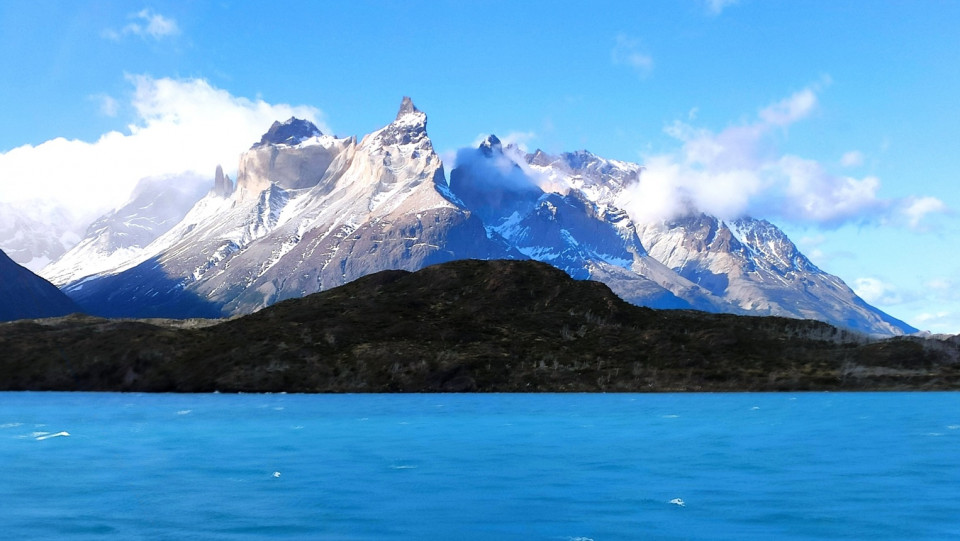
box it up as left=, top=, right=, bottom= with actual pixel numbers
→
left=1, top=260, right=957, bottom=392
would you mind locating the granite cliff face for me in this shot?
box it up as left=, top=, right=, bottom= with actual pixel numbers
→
left=56, top=98, right=510, bottom=318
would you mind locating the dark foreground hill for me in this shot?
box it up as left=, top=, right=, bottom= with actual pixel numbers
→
left=1, top=260, right=957, bottom=392
left=0, top=248, right=81, bottom=322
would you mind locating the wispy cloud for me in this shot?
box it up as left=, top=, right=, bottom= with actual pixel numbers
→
left=840, top=150, right=864, bottom=167
left=611, top=33, right=653, bottom=77
left=704, top=0, right=739, bottom=15
left=758, top=88, right=818, bottom=126
left=0, top=75, right=325, bottom=225
left=615, top=80, right=949, bottom=229
left=91, top=94, right=120, bottom=117
left=103, top=9, right=180, bottom=41
left=900, top=196, right=949, bottom=230
left=853, top=277, right=905, bottom=306
left=501, top=131, right=538, bottom=152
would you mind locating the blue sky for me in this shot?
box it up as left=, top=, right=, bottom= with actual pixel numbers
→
left=1, top=0, right=958, bottom=332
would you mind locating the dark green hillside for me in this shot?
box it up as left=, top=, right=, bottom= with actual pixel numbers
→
left=1, top=260, right=957, bottom=392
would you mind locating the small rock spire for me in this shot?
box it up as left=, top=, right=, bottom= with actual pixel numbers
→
left=213, top=164, right=234, bottom=197
left=396, top=96, right=420, bottom=120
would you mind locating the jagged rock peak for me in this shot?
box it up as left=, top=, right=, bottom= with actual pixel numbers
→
left=396, top=96, right=421, bottom=120
left=213, top=164, right=234, bottom=197
left=377, top=97, right=429, bottom=147
left=527, top=149, right=555, bottom=167
left=252, top=117, right=322, bottom=149
left=479, top=134, right=503, bottom=157
left=562, top=149, right=600, bottom=170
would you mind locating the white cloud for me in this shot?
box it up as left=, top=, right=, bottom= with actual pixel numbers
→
left=704, top=0, right=739, bottom=15
left=100, top=95, right=119, bottom=117
left=773, top=156, right=883, bottom=225
left=500, top=131, right=537, bottom=152
left=840, top=150, right=864, bottom=167
left=104, top=9, right=180, bottom=41
left=0, top=75, right=325, bottom=225
left=468, top=131, right=536, bottom=153
left=611, top=33, right=653, bottom=77
left=615, top=80, right=947, bottom=230
left=926, top=278, right=953, bottom=291
left=797, top=234, right=827, bottom=261
left=912, top=310, right=955, bottom=329
left=900, top=196, right=948, bottom=229
left=853, top=277, right=903, bottom=306
left=758, top=88, right=818, bottom=126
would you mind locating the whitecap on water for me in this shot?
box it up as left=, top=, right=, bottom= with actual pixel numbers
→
left=662, top=414, right=680, bottom=419
left=35, top=431, right=70, bottom=441
left=947, top=425, right=959, bottom=430
left=0, top=422, right=23, bottom=429
left=176, top=410, right=192, bottom=415
left=390, top=465, right=417, bottom=470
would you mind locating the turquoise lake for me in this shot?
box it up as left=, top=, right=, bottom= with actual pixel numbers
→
left=1, top=392, right=958, bottom=540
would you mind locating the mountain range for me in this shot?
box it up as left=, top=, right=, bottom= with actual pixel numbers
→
left=7, top=97, right=915, bottom=335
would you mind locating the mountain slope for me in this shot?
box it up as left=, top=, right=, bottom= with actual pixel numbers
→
left=40, top=173, right=209, bottom=286
left=61, top=98, right=513, bottom=318
left=524, top=149, right=914, bottom=335
left=635, top=214, right=916, bottom=335
left=0, top=203, right=82, bottom=271
left=0, top=248, right=81, bottom=322
left=448, top=136, right=721, bottom=311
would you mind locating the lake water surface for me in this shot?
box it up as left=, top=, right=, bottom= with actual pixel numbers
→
left=1, top=392, right=958, bottom=540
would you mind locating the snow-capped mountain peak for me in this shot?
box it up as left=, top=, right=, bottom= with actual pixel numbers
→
left=479, top=134, right=503, bottom=157
left=395, top=96, right=421, bottom=120
left=252, top=117, right=322, bottom=148
left=373, top=97, right=430, bottom=150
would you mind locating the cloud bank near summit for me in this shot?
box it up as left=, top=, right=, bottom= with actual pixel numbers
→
left=0, top=75, right=325, bottom=224
left=614, top=82, right=948, bottom=230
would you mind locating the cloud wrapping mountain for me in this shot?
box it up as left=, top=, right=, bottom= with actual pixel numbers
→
left=0, top=76, right=324, bottom=268
left=40, top=98, right=915, bottom=335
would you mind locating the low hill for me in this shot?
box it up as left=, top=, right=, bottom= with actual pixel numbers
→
left=0, top=249, right=80, bottom=322
left=1, top=259, right=956, bottom=392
